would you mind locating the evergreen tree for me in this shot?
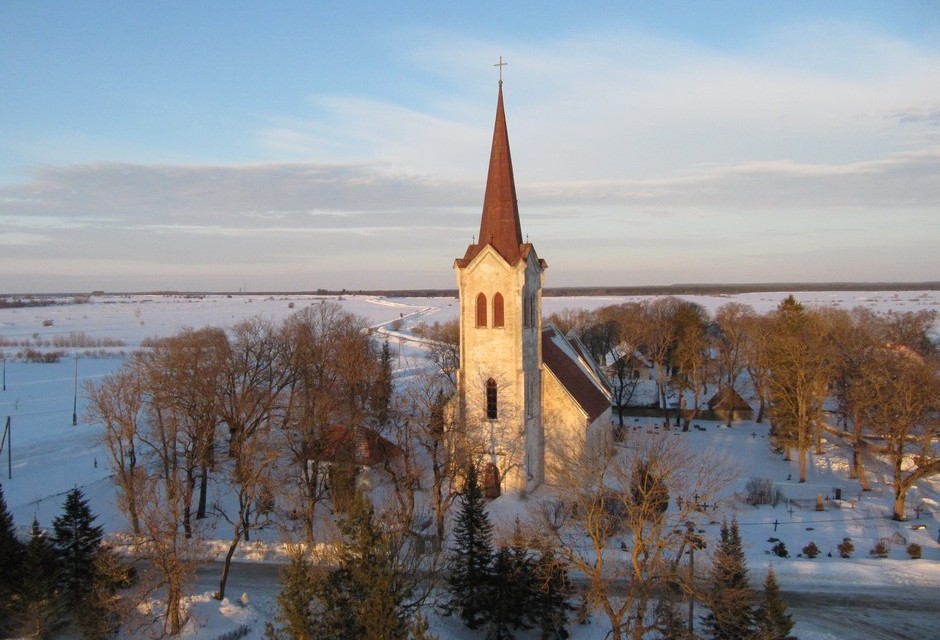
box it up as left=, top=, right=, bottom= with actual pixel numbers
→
left=371, top=339, right=394, bottom=426
left=272, top=553, right=318, bottom=640
left=51, top=487, right=104, bottom=608
left=701, top=519, right=755, bottom=640
left=653, top=594, right=688, bottom=640
left=446, top=463, right=495, bottom=630
left=754, top=565, right=797, bottom=640
left=73, top=544, right=125, bottom=640
left=309, top=492, right=410, bottom=640
left=531, top=547, right=573, bottom=640
left=16, top=518, right=62, bottom=639
left=487, top=546, right=519, bottom=640
left=0, top=484, right=24, bottom=635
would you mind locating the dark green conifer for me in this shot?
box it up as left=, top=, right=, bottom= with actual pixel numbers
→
left=73, top=543, right=125, bottom=640
left=0, top=484, right=24, bottom=635
left=445, top=463, right=495, bottom=630
left=52, top=487, right=104, bottom=607
left=702, top=518, right=755, bottom=640
left=272, top=553, right=318, bottom=640
left=311, top=492, right=410, bottom=640
left=531, top=547, right=573, bottom=640
left=371, top=339, right=393, bottom=426
left=754, top=565, right=797, bottom=640
left=17, top=518, right=62, bottom=639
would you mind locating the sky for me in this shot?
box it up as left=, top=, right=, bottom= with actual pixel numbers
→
left=1, top=1, right=939, bottom=293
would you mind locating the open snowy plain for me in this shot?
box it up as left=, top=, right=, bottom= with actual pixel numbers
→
left=1, top=291, right=938, bottom=639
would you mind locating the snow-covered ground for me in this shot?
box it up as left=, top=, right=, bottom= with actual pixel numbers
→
left=1, top=291, right=938, bottom=639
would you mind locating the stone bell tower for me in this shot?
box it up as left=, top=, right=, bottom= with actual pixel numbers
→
left=454, top=78, right=547, bottom=494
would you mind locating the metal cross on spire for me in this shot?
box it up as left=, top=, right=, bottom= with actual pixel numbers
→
left=494, top=56, right=508, bottom=84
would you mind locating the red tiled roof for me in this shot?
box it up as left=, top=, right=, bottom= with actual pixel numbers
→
left=316, top=425, right=403, bottom=467
left=542, top=327, right=611, bottom=423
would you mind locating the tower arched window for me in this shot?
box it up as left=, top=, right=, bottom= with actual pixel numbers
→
left=493, top=292, right=504, bottom=328
left=476, top=293, right=487, bottom=328
left=486, top=378, right=498, bottom=420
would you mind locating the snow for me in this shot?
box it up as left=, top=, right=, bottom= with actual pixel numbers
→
left=1, top=291, right=938, bottom=639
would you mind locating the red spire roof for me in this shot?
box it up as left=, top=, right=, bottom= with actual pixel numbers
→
left=457, top=83, right=530, bottom=267
left=478, top=83, right=523, bottom=262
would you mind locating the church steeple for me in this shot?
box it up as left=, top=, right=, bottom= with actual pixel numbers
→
left=453, top=70, right=547, bottom=494
left=478, top=82, right=524, bottom=263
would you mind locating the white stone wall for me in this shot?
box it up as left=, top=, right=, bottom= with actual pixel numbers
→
left=455, top=246, right=543, bottom=492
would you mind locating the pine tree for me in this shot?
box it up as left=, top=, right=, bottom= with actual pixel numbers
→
left=446, top=463, right=495, bottom=630
left=0, top=484, right=24, bottom=635
left=488, top=546, right=521, bottom=640
left=52, top=487, right=104, bottom=608
left=754, top=565, right=797, bottom=640
left=73, top=544, right=125, bottom=640
left=308, top=492, right=410, bottom=640
left=531, top=547, right=573, bottom=640
left=371, top=339, right=393, bottom=426
left=701, top=518, right=755, bottom=640
left=16, top=518, right=62, bottom=639
left=271, top=553, right=318, bottom=640
left=653, top=594, right=688, bottom=640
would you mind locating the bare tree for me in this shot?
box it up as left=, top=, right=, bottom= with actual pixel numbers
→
left=87, top=349, right=207, bottom=635
left=392, top=370, right=464, bottom=546
left=85, top=369, right=145, bottom=535
left=546, top=307, right=594, bottom=336
left=634, top=298, right=684, bottom=428
left=213, top=317, right=294, bottom=599
left=280, top=304, right=380, bottom=545
left=142, top=327, right=228, bottom=535
left=741, top=312, right=773, bottom=424
left=669, top=301, right=711, bottom=431
left=765, top=296, right=836, bottom=482
left=713, top=302, right=756, bottom=427
left=827, top=307, right=881, bottom=490
left=134, top=476, right=203, bottom=636
left=858, top=340, right=940, bottom=520
left=412, top=318, right=460, bottom=389
left=537, top=432, right=735, bottom=640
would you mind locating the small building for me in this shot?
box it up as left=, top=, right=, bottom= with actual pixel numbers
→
left=706, top=386, right=753, bottom=421
left=312, top=425, right=403, bottom=509
left=606, top=344, right=654, bottom=381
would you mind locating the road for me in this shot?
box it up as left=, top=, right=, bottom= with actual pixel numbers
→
left=195, top=560, right=939, bottom=640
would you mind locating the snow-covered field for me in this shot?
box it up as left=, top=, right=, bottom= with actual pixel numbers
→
left=1, top=291, right=938, bottom=639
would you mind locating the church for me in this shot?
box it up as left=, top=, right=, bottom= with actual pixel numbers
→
left=453, top=77, right=613, bottom=495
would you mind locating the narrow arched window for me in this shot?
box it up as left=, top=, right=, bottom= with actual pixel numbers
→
left=476, top=293, right=487, bottom=328
left=486, top=378, right=498, bottom=420
left=493, top=292, right=504, bottom=328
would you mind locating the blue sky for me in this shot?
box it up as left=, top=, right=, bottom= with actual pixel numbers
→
left=1, top=1, right=938, bottom=293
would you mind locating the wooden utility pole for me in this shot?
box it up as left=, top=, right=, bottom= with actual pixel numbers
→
left=1, top=417, right=10, bottom=479
left=72, top=355, right=79, bottom=426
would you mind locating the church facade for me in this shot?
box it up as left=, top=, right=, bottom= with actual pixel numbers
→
left=453, top=81, right=612, bottom=494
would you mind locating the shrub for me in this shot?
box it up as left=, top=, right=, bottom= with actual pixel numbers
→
left=801, top=541, right=820, bottom=559
left=870, top=539, right=889, bottom=558
left=744, top=478, right=785, bottom=506
left=837, top=538, right=854, bottom=558
left=771, top=541, right=789, bottom=558
left=906, top=543, right=922, bottom=560
left=23, top=349, right=63, bottom=363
